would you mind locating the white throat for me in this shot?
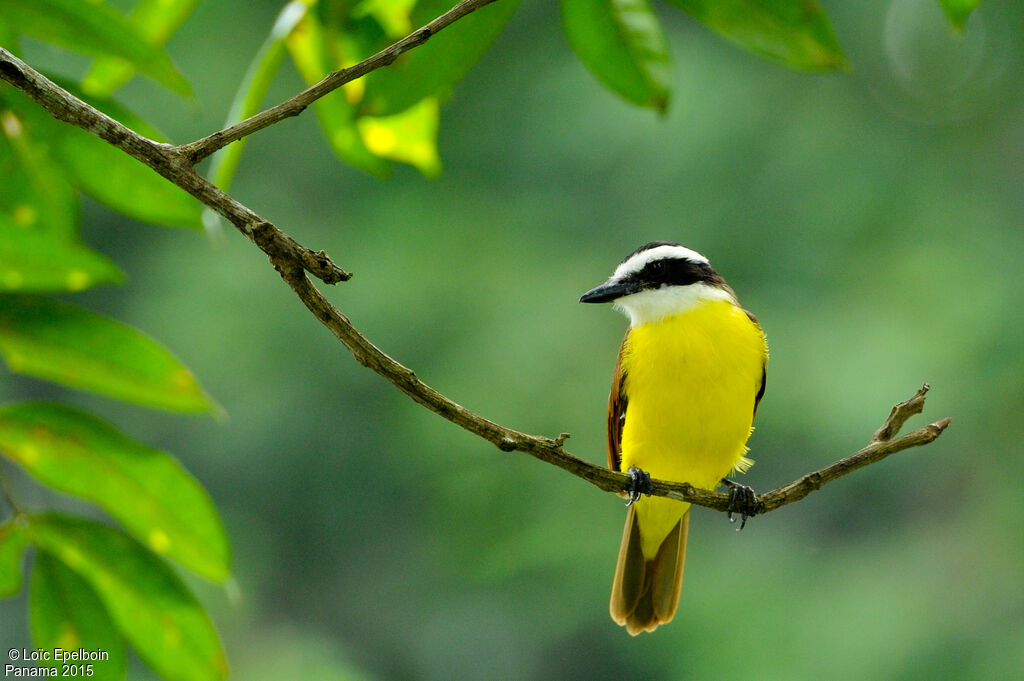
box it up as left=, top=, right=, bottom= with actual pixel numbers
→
left=613, top=282, right=734, bottom=328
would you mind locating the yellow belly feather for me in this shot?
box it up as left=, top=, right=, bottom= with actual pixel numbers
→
left=620, top=299, right=766, bottom=558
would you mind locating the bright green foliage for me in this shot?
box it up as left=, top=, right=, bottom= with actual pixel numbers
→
left=357, top=97, right=443, bottom=177
left=664, top=0, right=845, bottom=71
left=30, top=552, right=127, bottom=681
left=1, top=86, right=202, bottom=230
left=0, top=105, right=79, bottom=238
left=55, top=124, right=203, bottom=229
left=42, top=83, right=203, bottom=229
left=0, top=296, right=215, bottom=413
left=359, top=0, right=419, bottom=36
left=0, top=403, right=230, bottom=580
left=0, top=522, right=28, bottom=598
left=937, top=0, right=983, bottom=31
left=1, top=4, right=221, bottom=681
left=214, top=0, right=460, bottom=182
left=28, top=514, right=227, bottom=681
left=0, top=0, right=189, bottom=95
left=359, top=0, right=523, bottom=116
left=285, top=7, right=391, bottom=177
left=83, top=0, right=203, bottom=97
left=0, top=218, right=122, bottom=293
left=561, top=0, right=671, bottom=111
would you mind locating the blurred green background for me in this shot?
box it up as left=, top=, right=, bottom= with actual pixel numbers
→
left=3, top=0, right=1024, bottom=679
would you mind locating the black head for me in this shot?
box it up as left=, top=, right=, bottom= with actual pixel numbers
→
left=579, top=242, right=724, bottom=303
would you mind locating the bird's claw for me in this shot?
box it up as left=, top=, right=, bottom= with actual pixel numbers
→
left=625, top=467, right=653, bottom=507
left=721, top=479, right=759, bottom=530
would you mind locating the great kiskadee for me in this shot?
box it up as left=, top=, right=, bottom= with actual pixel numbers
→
left=580, top=241, right=768, bottom=635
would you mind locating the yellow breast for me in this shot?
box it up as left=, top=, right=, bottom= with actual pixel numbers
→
left=620, top=299, right=766, bottom=556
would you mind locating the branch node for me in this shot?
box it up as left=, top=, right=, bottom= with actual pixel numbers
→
left=552, top=432, right=570, bottom=447
left=872, top=383, right=930, bottom=443
left=498, top=437, right=517, bottom=452
left=926, top=417, right=952, bottom=438
left=250, top=221, right=352, bottom=284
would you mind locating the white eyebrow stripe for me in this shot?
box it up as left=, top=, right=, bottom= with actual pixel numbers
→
left=611, top=244, right=709, bottom=280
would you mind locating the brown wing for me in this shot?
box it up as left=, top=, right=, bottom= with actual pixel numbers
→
left=744, top=309, right=768, bottom=419
left=607, top=330, right=629, bottom=472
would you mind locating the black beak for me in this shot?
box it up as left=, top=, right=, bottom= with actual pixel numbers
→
left=579, top=280, right=640, bottom=303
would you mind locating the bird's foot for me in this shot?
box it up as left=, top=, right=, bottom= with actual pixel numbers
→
left=721, top=479, right=759, bottom=531
left=625, top=467, right=653, bottom=507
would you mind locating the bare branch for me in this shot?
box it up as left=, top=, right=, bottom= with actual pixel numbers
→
left=178, top=0, right=500, bottom=164
left=272, top=258, right=952, bottom=516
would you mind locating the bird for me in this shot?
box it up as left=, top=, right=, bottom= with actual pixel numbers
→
left=579, top=241, right=768, bottom=635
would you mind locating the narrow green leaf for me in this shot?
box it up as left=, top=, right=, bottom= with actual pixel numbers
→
left=937, top=0, right=982, bottom=31
left=0, top=403, right=230, bottom=580
left=356, top=0, right=418, bottom=38
left=53, top=81, right=202, bottom=229
left=360, top=0, right=522, bottom=116
left=561, top=0, right=671, bottom=110
left=357, top=97, right=442, bottom=177
left=2, top=84, right=201, bottom=229
left=664, top=0, right=845, bottom=71
left=54, top=124, right=202, bottom=229
left=0, top=105, right=78, bottom=238
left=208, top=1, right=309, bottom=194
left=83, top=0, right=203, bottom=97
left=286, top=9, right=390, bottom=176
left=0, top=296, right=216, bottom=413
left=31, top=552, right=127, bottom=681
left=0, top=216, right=123, bottom=292
left=29, top=514, right=228, bottom=681
left=0, top=0, right=190, bottom=95
left=0, top=521, right=28, bottom=598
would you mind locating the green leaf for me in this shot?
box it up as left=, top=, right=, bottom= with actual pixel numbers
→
left=30, top=551, right=127, bottom=681
left=0, top=105, right=78, bottom=238
left=50, top=81, right=202, bottom=229
left=0, top=403, right=230, bottom=581
left=0, top=521, right=28, bottom=598
left=2, top=81, right=201, bottom=230
left=357, top=97, right=442, bottom=177
left=0, top=215, right=123, bottom=292
left=0, top=296, right=216, bottom=413
left=53, top=121, right=202, bottom=229
left=208, top=1, right=309, bottom=194
left=28, top=514, right=227, bottom=681
left=357, top=0, right=418, bottom=37
left=664, top=0, right=845, bottom=71
left=0, top=0, right=190, bottom=95
left=83, top=0, right=203, bottom=97
left=286, top=9, right=390, bottom=176
left=561, top=0, right=671, bottom=110
left=937, top=0, right=982, bottom=31
left=359, top=0, right=522, bottom=116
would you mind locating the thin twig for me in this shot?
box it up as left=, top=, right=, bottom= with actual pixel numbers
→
left=872, top=383, right=929, bottom=442
left=177, top=0, right=499, bottom=164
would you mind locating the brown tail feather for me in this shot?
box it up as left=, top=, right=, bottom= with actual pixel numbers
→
left=609, top=506, right=689, bottom=635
